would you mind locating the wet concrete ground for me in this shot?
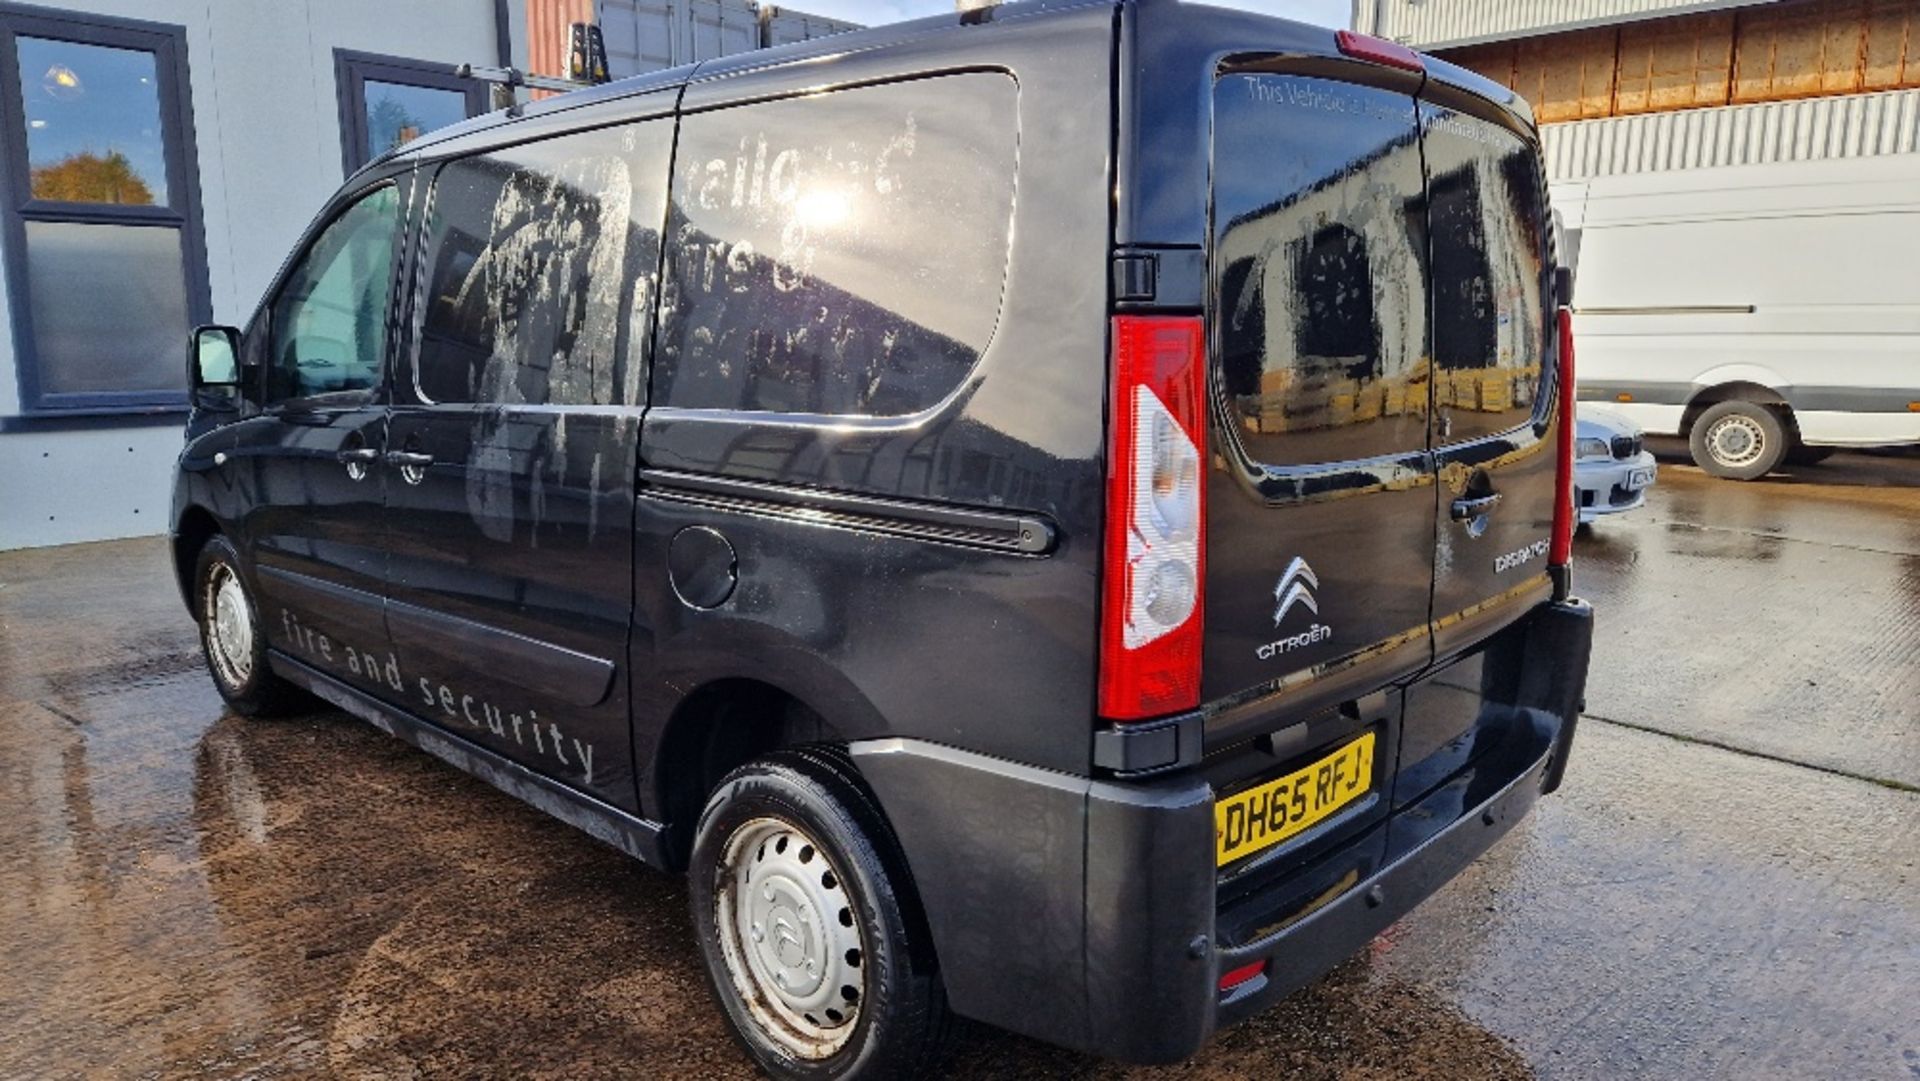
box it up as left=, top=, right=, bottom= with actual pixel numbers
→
left=1, top=450, right=1915, bottom=1080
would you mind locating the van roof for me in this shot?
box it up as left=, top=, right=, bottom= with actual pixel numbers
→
left=376, top=0, right=1532, bottom=202
left=383, top=0, right=1111, bottom=169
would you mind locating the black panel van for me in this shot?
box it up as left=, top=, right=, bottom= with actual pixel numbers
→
left=173, top=2, right=1594, bottom=1076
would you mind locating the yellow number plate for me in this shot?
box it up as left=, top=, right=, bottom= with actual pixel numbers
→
left=1216, top=732, right=1377, bottom=866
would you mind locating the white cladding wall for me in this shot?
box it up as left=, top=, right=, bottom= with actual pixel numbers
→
left=1540, top=87, right=1920, bottom=181
left=1354, top=0, right=1777, bottom=49
left=0, top=0, right=502, bottom=550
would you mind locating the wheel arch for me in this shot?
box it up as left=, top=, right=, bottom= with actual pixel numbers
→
left=648, top=672, right=876, bottom=867
left=1682, top=380, right=1794, bottom=437
left=173, top=505, right=223, bottom=615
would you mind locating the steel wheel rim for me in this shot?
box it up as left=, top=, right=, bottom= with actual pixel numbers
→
left=1708, top=414, right=1766, bottom=468
left=205, top=564, right=254, bottom=687
left=714, top=816, right=866, bottom=1060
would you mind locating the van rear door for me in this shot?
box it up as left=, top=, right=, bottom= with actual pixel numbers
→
left=1417, top=91, right=1558, bottom=660
left=1205, top=69, right=1436, bottom=739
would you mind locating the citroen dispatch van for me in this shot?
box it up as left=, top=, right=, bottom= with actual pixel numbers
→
left=172, top=2, right=1594, bottom=1076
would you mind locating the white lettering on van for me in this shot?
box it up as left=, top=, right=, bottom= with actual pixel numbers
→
left=1495, top=539, right=1550, bottom=574
left=1256, top=623, right=1335, bottom=662
left=276, top=606, right=601, bottom=785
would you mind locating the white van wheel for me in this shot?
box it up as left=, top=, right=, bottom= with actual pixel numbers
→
left=1690, top=401, right=1788, bottom=481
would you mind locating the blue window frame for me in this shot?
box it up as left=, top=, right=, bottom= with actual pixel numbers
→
left=0, top=3, right=210, bottom=416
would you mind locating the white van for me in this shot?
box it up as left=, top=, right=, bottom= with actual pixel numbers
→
left=1556, top=154, right=1920, bottom=479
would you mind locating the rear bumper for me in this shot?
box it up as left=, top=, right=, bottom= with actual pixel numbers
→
left=852, top=598, right=1593, bottom=1064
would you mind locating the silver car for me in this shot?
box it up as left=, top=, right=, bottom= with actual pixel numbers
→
left=1575, top=405, right=1657, bottom=523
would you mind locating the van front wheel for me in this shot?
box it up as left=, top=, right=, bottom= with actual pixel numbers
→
left=1691, top=401, right=1789, bottom=480
left=194, top=536, right=305, bottom=716
left=690, top=750, right=949, bottom=1080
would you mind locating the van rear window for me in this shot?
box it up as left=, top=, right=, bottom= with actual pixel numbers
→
left=1422, top=106, right=1549, bottom=443
left=1212, top=74, right=1431, bottom=468
left=654, top=73, right=1018, bottom=418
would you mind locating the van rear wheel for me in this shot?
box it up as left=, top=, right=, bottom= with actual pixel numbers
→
left=690, top=749, right=949, bottom=1080
left=1690, top=401, right=1789, bottom=480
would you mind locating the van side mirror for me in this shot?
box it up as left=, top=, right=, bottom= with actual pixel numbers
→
left=190, top=324, right=242, bottom=412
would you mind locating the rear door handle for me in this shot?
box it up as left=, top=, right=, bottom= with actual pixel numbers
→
left=384, top=450, right=434, bottom=468
left=336, top=447, right=381, bottom=465
left=1450, top=493, right=1502, bottom=520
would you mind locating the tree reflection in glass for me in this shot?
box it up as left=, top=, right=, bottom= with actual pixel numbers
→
left=17, top=36, right=168, bottom=206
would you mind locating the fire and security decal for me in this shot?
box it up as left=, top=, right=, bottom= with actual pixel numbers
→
left=277, top=608, right=598, bottom=783
left=1256, top=557, right=1335, bottom=662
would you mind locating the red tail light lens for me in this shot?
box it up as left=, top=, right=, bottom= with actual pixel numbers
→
left=1335, top=30, right=1425, bottom=73
left=1219, top=959, right=1267, bottom=992
left=1100, top=316, right=1207, bottom=722
left=1549, top=306, right=1578, bottom=569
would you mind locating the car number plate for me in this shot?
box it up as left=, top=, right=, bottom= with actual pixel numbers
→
left=1216, top=732, right=1376, bottom=866
left=1626, top=467, right=1654, bottom=490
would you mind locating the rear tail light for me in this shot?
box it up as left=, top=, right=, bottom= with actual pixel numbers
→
left=1219, top=959, right=1267, bottom=992
left=1549, top=306, right=1578, bottom=574
left=1099, top=316, right=1207, bottom=721
left=1335, top=30, right=1425, bottom=73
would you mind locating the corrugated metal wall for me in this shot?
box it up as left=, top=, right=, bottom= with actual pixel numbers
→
left=528, top=0, right=596, bottom=87
left=1361, top=0, right=1777, bottom=48
left=553, top=0, right=858, bottom=81
left=1541, top=84, right=1920, bottom=177
left=1443, top=0, right=1920, bottom=124
left=598, top=0, right=680, bottom=74
left=762, top=5, right=861, bottom=49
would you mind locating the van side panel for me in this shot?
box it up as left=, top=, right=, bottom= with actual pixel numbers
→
left=633, top=6, right=1120, bottom=784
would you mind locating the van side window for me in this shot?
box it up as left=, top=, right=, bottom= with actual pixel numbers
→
left=1213, top=75, right=1431, bottom=467
left=655, top=73, right=1018, bottom=418
left=265, top=185, right=401, bottom=403
left=1423, top=107, right=1548, bottom=442
left=413, top=121, right=672, bottom=407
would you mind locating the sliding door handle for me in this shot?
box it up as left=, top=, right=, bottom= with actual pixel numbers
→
left=1450, top=493, right=1502, bottom=520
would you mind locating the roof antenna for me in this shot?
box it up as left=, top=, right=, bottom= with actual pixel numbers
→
left=956, top=0, right=999, bottom=24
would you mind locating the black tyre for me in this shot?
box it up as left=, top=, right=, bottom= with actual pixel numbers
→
left=1689, top=401, right=1789, bottom=480
left=690, top=748, right=949, bottom=1080
left=193, top=535, right=306, bottom=717
left=1785, top=444, right=1836, bottom=467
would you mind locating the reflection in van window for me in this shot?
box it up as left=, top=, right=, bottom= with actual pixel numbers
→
left=415, top=122, right=670, bottom=407
left=1213, top=74, right=1430, bottom=468
left=655, top=73, right=1018, bottom=417
left=1423, top=107, right=1547, bottom=443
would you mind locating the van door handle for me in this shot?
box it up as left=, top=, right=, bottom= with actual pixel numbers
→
left=1450, top=493, right=1502, bottom=520
left=336, top=447, right=381, bottom=465
left=384, top=450, right=434, bottom=468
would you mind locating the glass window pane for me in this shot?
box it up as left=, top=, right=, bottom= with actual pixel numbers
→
left=24, top=221, right=188, bottom=395
left=417, top=122, right=671, bottom=407
left=267, top=187, right=401, bottom=401
left=364, top=80, right=469, bottom=160
left=1213, top=74, right=1431, bottom=467
left=656, top=72, right=1018, bottom=417
left=17, top=36, right=168, bottom=206
left=1423, top=107, right=1549, bottom=444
